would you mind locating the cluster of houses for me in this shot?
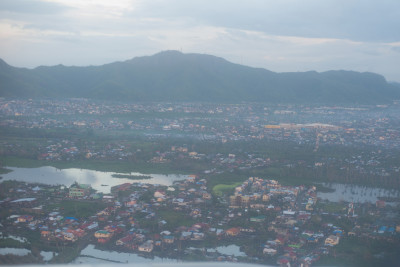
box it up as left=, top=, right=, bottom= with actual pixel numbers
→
left=2, top=171, right=400, bottom=267
left=3, top=100, right=400, bottom=176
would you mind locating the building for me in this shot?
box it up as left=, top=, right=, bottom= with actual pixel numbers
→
left=325, top=235, right=339, bottom=246
left=69, top=183, right=91, bottom=198
left=225, top=227, right=241, bottom=237
left=138, top=240, right=154, bottom=252
left=17, top=215, right=34, bottom=223
left=162, top=235, right=175, bottom=244
left=94, top=230, right=112, bottom=239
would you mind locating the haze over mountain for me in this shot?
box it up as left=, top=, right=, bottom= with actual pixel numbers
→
left=1, top=51, right=399, bottom=104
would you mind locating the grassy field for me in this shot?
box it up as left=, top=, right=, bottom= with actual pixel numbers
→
left=47, top=200, right=106, bottom=218
left=212, top=182, right=242, bottom=196
left=316, top=202, right=347, bottom=213
left=156, top=208, right=195, bottom=229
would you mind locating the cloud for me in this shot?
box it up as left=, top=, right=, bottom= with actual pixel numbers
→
left=130, top=0, right=400, bottom=43
left=0, top=0, right=71, bottom=14
left=391, top=46, right=400, bottom=53
left=0, top=0, right=399, bottom=81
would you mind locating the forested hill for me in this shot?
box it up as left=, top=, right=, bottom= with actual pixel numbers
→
left=1, top=50, right=399, bottom=104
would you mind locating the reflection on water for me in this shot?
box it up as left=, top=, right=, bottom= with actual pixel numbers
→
left=1, top=166, right=188, bottom=193
left=0, top=248, right=30, bottom=256
left=40, top=251, right=57, bottom=261
left=75, top=244, right=177, bottom=263
left=200, top=245, right=246, bottom=257
left=317, top=183, right=400, bottom=203
left=75, top=245, right=265, bottom=266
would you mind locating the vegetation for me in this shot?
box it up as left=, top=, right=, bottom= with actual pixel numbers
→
left=156, top=208, right=195, bottom=230
left=212, top=182, right=242, bottom=197
left=47, top=200, right=106, bottom=219
left=1, top=51, right=399, bottom=104
left=318, top=238, right=400, bottom=267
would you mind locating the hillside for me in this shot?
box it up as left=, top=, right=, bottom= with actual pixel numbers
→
left=0, top=51, right=399, bottom=103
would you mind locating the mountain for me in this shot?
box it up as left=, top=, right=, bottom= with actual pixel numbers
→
left=1, top=51, right=399, bottom=104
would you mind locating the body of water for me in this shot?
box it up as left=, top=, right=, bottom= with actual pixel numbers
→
left=204, top=245, right=246, bottom=257
left=0, top=248, right=30, bottom=256
left=75, top=244, right=177, bottom=264
left=1, top=166, right=188, bottom=193
left=317, top=183, right=400, bottom=203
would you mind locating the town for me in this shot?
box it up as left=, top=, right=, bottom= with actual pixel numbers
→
left=1, top=99, right=400, bottom=266
left=1, top=175, right=399, bottom=266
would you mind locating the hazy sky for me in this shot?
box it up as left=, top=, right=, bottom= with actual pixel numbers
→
left=1, top=0, right=399, bottom=81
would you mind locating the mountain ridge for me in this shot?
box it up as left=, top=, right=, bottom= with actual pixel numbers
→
left=0, top=50, right=399, bottom=104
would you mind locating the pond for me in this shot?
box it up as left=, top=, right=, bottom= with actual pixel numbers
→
left=1, top=166, right=188, bottom=193
left=317, top=183, right=400, bottom=203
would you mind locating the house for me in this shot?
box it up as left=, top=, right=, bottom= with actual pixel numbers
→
left=180, top=231, right=192, bottom=240
left=240, top=228, right=256, bottom=234
left=191, top=232, right=205, bottom=240
left=348, top=231, right=356, bottom=237
left=263, top=247, right=277, bottom=255
left=241, top=196, right=250, bottom=206
left=250, top=215, right=266, bottom=222
left=162, top=235, right=175, bottom=244
left=62, top=232, right=77, bottom=242
left=69, top=184, right=91, bottom=198
left=41, top=230, right=51, bottom=239
left=154, top=190, right=166, bottom=199
left=67, top=228, right=86, bottom=238
left=138, top=240, right=154, bottom=252
left=125, top=200, right=137, bottom=208
left=17, top=215, right=34, bottom=223
left=262, top=194, right=270, bottom=202
left=111, top=183, right=131, bottom=194
left=225, top=227, right=241, bottom=237
left=325, top=235, right=339, bottom=246
left=81, top=222, right=98, bottom=231
left=116, top=234, right=134, bottom=246
left=94, top=230, right=112, bottom=239
left=333, top=229, right=343, bottom=236
left=97, top=209, right=111, bottom=216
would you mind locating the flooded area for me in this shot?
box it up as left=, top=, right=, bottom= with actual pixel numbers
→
left=317, top=183, right=400, bottom=203
left=40, top=251, right=57, bottom=261
left=1, top=166, right=188, bottom=193
left=74, top=244, right=177, bottom=264
left=207, top=245, right=246, bottom=257
left=0, top=248, right=30, bottom=256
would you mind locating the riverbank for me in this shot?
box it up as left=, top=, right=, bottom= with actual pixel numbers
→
left=0, top=156, right=186, bottom=175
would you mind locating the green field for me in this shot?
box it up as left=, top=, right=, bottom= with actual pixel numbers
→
left=47, top=200, right=106, bottom=218
left=212, top=182, right=242, bottom=196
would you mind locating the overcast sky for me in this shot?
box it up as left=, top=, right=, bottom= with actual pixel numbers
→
left=1, top=0, right=399, bottom=81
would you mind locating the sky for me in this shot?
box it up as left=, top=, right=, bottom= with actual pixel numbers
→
left=0, top=0, right=399, bottom=81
